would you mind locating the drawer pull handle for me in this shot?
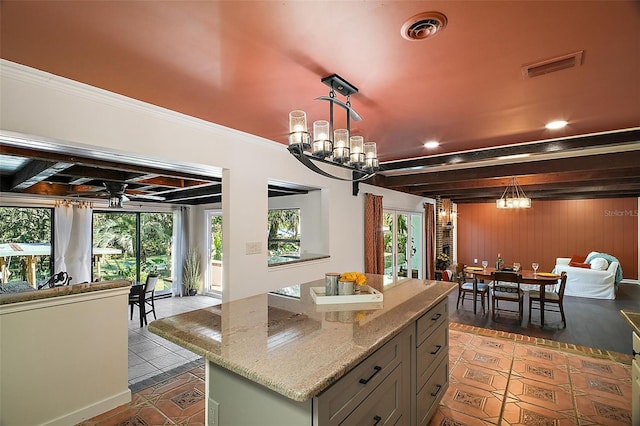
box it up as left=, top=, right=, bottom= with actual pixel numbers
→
left=430, top=384, right=443, bottom=397
left=633, top=350, right=639, bottom=357
left=431, top=313, right=442, bottom=321
left=430, top=344, right=443, bottom=355
left=359, top=366, right=382, bottom=384
left=373, top=415, right=382, bottom=425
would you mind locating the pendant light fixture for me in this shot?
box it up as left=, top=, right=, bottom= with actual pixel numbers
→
left=287, top=74, right=379, bottom=183
left=496, top=177, right=531, bottom=208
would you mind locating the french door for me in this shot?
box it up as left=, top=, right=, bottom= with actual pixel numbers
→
left=206, top=211, right=223, bottom=296
left=383, top=210, right=423, bottom=281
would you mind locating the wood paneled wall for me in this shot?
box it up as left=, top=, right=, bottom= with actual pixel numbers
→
left=456, top=198, right=638, bottom=279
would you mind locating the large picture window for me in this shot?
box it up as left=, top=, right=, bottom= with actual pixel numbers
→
left=0, top=207, right=53, bottom=286
left=92, top=211, right=174, bottom=293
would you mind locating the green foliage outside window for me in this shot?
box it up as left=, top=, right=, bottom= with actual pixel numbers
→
left=0, top=207, right=52, bottom=282
left=267, top=209, right=300, bottom=256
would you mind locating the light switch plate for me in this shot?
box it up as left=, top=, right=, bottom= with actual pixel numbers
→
left=246, top=241, right=262, bottom=255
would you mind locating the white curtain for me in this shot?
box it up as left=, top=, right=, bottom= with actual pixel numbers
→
left=172, top=207, right=189, bottom=296
left=54, top=202, right=73, bottom=274
left=66, top=204, right=93, bottom=284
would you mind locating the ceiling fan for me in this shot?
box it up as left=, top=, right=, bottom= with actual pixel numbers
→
left=69, top=182, right=165, bottom=207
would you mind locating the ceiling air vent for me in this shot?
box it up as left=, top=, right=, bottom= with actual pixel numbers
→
left=522, top=50, right=584, bottom=79
left=401, top=12, right=448, bottom=41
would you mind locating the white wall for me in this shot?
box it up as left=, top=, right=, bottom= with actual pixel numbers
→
left=0, top=285, right=131, bottom=425
left=0, top=60, right=433, bottom=302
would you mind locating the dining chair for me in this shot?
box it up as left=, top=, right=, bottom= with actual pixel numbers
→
left=456, top=266, right=489, bottom=314
left=37, top=271, right=72, bottom=289
left=490, top=271, right=524, bottom=322
left=528, top=271, right=568, bottom=328
left=129, top=274, right=160, bottom=327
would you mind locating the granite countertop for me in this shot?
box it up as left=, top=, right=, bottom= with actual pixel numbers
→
left=267, top=252, right=330, bottom=267
left=621, top=310, right=640, bottom=335
left=0, top=280, right=131, bottom=305
left=149, top=274, right=456, bottom=402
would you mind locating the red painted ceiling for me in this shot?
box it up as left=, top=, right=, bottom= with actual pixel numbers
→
left=2, top=1, right=640, bottom=204
left=2, top=1, right=638, bottom=163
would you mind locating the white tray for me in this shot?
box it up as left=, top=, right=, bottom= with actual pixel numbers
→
left=310, top=285, right=383, bottom=305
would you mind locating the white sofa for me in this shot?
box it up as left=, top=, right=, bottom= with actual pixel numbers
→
left=555, top=253, right=619, bottom=299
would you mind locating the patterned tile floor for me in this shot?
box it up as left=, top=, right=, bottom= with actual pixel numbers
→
left=81, top=322, right=633, bottom=425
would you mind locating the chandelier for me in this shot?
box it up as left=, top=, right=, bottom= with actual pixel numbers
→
left=496, top=177, right=531, bottom=208
left=288, top=74, right=379, bottom=182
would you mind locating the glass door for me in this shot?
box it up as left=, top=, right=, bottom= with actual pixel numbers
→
left=206, top=211, right=223, bottom=296
left=383, top=210, right=423, bottom=282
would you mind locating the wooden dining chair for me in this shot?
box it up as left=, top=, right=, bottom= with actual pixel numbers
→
left=456, top=266, right=489, bottom=314
left=129, top=274, right=160, bottom=327
left=528, top=271, right=568, bottom=328
left=490, top=271, right=524, bottom=322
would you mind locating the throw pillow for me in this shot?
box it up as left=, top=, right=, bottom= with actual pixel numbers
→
left=590, top=257, right=609, bottom=271
left=570, top=254, right=587, bottom=264
left=569, top=261, right=591, bottom=269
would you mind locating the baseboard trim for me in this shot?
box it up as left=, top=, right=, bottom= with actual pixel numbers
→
left=42, top=388, right=131, bottom=426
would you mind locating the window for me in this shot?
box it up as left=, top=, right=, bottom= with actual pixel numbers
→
left=92, top=211, right=174, bottom=293
left=0, top=207, right=53, bottom=285
left=267, top=208, right=301, bottom=256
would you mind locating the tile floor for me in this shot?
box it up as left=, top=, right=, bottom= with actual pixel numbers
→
left=127, top=294, right=220, bottom=388
left=83, top=319, right=633, bottom=425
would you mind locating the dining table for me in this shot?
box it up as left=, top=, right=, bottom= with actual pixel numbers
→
left=463, top=266, right=561, bottom=326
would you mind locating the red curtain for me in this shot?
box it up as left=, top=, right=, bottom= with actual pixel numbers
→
left=424, top=203, right=435, bottom=280
left=364, top=193, right=384, bottom=274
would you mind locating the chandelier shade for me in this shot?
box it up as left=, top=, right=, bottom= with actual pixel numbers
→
left=288, top=74, right=379, bottom=182
left=496, top=177, right=531, bottom=208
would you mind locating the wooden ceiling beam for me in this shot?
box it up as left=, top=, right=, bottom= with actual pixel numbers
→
left=382, top=151, right=640, bottom=187
left=379, top=128, right=640, bottom=172
left=0, top=144, right=219, bottom=183
left=397, top=167, right=640, bottom=193
left=10, top=160, right=74, bottom=190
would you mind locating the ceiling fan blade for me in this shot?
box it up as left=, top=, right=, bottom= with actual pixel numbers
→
left=127, top=193, right=166, bottom=201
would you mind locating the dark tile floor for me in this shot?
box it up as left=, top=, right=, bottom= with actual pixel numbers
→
left=449, top=282, right=640, bottom=355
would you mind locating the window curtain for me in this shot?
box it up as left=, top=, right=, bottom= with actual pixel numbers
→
left=54, top=201, right=73, bottom=275
left=424, top=202, right=435, bottom=280
left=172, top=206, right=189, bottom=296
left=364, top=193, right=384, bottom=274
left=66, top=203, right=93, bottom=284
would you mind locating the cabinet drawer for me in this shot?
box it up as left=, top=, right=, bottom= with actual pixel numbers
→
left=416, top=298, right=448, bottom=347
left=416, top=323, right=448, bottom=392
left=416, top=358, right=449, bottom=426
left=316, top=331, right=405, bottom=425
left=340, top=363, right=404, bottom=426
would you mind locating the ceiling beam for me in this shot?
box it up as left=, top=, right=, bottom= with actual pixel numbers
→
left=10, top=160, right=74, bottom=190
left=380, top=151, right=640, bottom=188
left=379, top=128, right=640, bottom=172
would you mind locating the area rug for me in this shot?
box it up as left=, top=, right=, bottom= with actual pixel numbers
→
left=80, top=324, right=633, bottom=425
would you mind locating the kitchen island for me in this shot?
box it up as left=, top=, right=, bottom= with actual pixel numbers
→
left=149, top=275, right=456, bottom=425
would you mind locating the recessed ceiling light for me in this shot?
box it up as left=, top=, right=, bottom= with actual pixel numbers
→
left=424, top=141, right=439, bottom=149
left=498, top=153, right=531, bottom=160
left=545, top=120, right=568, bottom=130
